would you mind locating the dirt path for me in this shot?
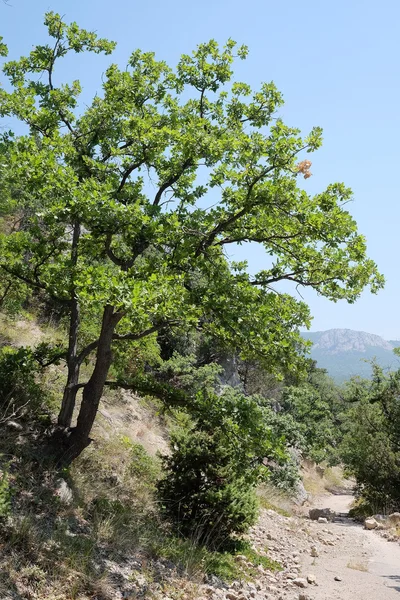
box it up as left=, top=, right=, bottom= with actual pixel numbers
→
left=300, top=494, right=400, bottom=599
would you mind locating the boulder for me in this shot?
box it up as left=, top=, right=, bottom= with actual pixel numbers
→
left=388, top=512, right=400, bottom=525
left=293, top=480, right=310, bottom=506
left=364, top=517, right=378, bottom=530
left=54, top=478, right=73, bottom=505
left=309, top=508, right=336, bottom=522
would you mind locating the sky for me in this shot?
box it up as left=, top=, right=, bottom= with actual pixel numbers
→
left=1, top=0, right=399, bottom=338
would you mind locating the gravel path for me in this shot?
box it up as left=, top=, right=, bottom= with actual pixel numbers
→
left=298, top=494, right=400, bottom=600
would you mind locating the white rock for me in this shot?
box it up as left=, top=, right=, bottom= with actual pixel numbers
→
left=364, top=517, right=378, bottom=530
left=306, top=574, right=316, bottom=585
left=318, top=517, right=328, bottom=524
left=293, top=578, right=308, bottom=588
left=54, top=478, right=73, bottom=505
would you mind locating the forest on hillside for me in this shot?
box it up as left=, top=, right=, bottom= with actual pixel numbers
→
left=0, top=11, right=398, bottom=599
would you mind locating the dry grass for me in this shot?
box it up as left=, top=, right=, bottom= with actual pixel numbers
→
left=302, top=462, right=352, bottom=496
left=256, top=483, right=294, bottom=517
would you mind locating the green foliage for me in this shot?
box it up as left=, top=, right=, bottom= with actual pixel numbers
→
left=157, top=387, right=288, bottom=547
left=151, top=535, right=280, bottom=582
left=0, top=346, right=47, bottom=422
left=340, top=366, right=400, bottom=511
left=0, top=467, right=11, bottom=517
left=0, top=12, right=383, bottom=450
left=126, top=439, right=161, bottom=484
left=279, top=385, right=336, bottom=463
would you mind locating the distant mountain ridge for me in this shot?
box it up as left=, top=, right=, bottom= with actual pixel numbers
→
left=302, top=328, right=400, bottom=382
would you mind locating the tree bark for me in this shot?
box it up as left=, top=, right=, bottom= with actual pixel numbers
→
left=62, top=305, right=123, bottom=463
left=57, top=221, right=82, bottom=428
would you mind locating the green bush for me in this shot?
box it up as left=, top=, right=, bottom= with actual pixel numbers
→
left=128, top=441, right=160, bottom=484
left=0, top=346, right=45, bottom=423
left=340, top=366, right=400, bottom=512
left=158, top=427, right=258, bottom=547
left=157, top=388, right=288, bottom=548
left=0, top=468, right=11, bottom=517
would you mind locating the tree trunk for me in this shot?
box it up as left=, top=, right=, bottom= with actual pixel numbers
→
left=58, top=297, right=80, bottom=427
left=62, top=305, right=123, bottom=463
left=58, top=221, right=81, bottom=428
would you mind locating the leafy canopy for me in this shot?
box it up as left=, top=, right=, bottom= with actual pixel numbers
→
left=0, top=12, right=383, bottom=376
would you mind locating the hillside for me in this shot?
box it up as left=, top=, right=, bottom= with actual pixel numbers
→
left=303, top=329, right=400, bottom=382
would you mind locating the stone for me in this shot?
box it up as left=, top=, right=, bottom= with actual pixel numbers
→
left=293, top=578, right=308, bottom=588
left=310, top=545, right=319, bottom=557
left=6, top=420, right=23, bottom=431
left=225, top=593, right=240, bottom=600
left=334, top=576, right=342, bottom=581
left=317, top=517, right=328, bottom=524
left=309, top=508, right=336, bottom=522
left=293, top=480, right=309, bottom=506
left=306, top=574, right=316, bottom=585
left=298, top=595, right=311, bottom=600
left=54, top=478, right=73, bottom=505
left=388, top=512, right=400, bottom=525
left=364, top=517, right=378, bottom=530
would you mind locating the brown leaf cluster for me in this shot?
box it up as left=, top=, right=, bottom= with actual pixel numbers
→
left=297, top=160, right=312, bottom=179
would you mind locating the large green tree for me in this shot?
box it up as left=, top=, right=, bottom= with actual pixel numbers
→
left=0, top=14, right=383, bottom=461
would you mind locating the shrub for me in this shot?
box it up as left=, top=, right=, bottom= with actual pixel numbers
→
left=0, top=468, right=11, bottom=517
left=157, top=388, right=289, bottom=547
left=0, top=347, right=45, bottom=424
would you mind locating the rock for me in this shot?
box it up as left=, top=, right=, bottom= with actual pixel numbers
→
left=309, top=508, right=336, bottom=521
left=54, top=478, right=73, bottom=505
left=388, top=512, right=400, bottom=525
left=234, top=554, right=248, bottom=562
left=293, top=480, right=309, bottom=506
left=364, top=517, right=378, bottom=530
left=6, top=420, right=23, bottom=431
left=306, top=574, right=316, bottom=585
left=310, top=545, right=319, bottom=557
left=298, top=595, right=311, bottom=600
left=204, top=574, right=227, bottom=589
left=317, top=517, right=328, bottom=524
left=293, top=578, right=308, bottom=588
left=225, top=593, right=240, bottom=600
left=334, top=576, right=342, bottom=581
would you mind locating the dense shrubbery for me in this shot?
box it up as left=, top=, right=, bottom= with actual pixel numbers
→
left=0, top=346, right=48, bottom=424
left=158, top=387, right=288, bottom=547
left=340, top=366, right=400, bottom=512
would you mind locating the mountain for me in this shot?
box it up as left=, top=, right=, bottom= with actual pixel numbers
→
left=302, top=328, right=400, bottom=383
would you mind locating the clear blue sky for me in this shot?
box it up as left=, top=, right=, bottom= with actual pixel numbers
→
left=1, top=0, right=399, bottom=338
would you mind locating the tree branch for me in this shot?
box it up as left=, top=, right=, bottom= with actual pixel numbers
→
left=153, top=158, right=193, bottom=206
left=117, top=156, right=147, bottom=194
left=76, top=321, right=179, bottom=366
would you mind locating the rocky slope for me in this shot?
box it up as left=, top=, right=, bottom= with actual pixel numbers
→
left=105, top=505, right=400, bottom=600
left=302, top=329, right=400, bottom=382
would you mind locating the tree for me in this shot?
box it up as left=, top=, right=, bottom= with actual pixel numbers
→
left=340, top=366, right=400, bottom=512
left=0, top=13, right=383, bottom=462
